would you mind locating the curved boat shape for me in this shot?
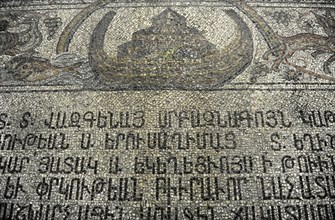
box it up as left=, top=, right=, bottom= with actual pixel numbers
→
left=227, top=0, right=282, bottom=55
left=89, top=9, right=253, bottom=89
left=89, top=11, right=116, bottom=74
left=57, top=0, right=254, bottom=89
left=56, top=0, right=112, bottom=54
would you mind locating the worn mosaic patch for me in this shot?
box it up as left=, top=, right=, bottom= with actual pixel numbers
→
left=0, top=0, right=334, bottom=219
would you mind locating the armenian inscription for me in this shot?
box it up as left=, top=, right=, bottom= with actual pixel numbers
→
left=0, top=0, right=335, bottom=219
left=1, top=91, right=335, bottom=219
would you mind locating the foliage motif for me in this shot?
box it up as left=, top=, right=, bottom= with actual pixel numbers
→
left=263, top=9, right=335, bottom=80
